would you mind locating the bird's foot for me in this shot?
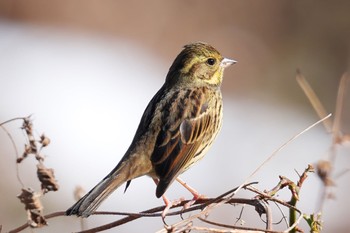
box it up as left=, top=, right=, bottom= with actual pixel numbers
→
left=182, top=193, right=208, bottom=210
left=161, top=195, right=185, bottom=219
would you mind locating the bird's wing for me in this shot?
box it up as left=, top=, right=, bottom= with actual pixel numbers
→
left=151, top=90, right=213, bottom=197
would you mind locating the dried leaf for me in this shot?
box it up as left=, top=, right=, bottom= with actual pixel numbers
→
left=17, top=144, right=32, bottom=163
left=17, top=188, right=47, bottom=228
left=17, top=188, right=42, bottom=210
left=37, top=163, right=59, bottom=193
left=316, top=160, right=335, bottom=186
left=21, top=117, right=33, bottom=135
left=40, top=134, right=51, bottom=147
left=28, top=210, right=47, bottom=228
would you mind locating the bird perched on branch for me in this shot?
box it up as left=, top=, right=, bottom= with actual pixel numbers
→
left=66, top=42, right=236, bottom=218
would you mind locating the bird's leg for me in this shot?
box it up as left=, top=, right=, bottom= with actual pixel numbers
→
left=153, top=178, right=184, bottom=219
left=176, top=177, right=207, bottom=209
left=160, top=194, right=184, bottom=219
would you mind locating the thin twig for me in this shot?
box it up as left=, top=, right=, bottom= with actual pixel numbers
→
left=234, top=114, right=332, bottom=199
left=296, top=70, right=333, bottom=132
left=10, top=184, right=260, bottom=233
left=0, top=125, right=24, bottom=187
left=246, top=180, right=307, bottom=233
left=198, top=217, right=282, bottom=233
left=159, top=183, right=258, bottom=232
left=0, top=117, right=28, bottom=127
left=332, top=72, right=349, bottom=145
left=234, top=205, right=245, bottom=225
left=8, top=211, right=65, bottom=233
left=283, top=214, right=304, bottom=233
left=190, top=226, right=265, bottom=233
left=75, top=183, right=258, bottom=233
left=246, top=186, right=301, bottom=214
left=272, top=199, right=289, bottom=228
left=334, top=168, right=350, bottom=179
left=261, top=200, right=273, bottom=230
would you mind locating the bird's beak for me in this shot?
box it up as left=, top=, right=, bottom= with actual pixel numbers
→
left=220, top=58, right=237, bottom=68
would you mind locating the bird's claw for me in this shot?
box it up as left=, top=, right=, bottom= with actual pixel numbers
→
left=162, top=197, right=185, bottom=219
left=182, top=194, right=207, bottom=211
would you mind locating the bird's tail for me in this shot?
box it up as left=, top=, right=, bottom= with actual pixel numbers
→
left=66, top=155, right=152, bottom=217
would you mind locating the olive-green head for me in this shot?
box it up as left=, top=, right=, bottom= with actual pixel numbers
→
left=166, top=42, right=236, bottom=87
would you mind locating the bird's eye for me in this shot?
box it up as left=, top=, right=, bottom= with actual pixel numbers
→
left=206, top=58, right=216, bottom=66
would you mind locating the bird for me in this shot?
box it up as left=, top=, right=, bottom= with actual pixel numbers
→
left=65, top=42, right=236, bottom=218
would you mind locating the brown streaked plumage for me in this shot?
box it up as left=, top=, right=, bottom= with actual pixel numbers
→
left=66, top=42, right=236, bottom=217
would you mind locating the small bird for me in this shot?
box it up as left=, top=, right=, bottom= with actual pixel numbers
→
left=66, top=42, right=236, bottom=218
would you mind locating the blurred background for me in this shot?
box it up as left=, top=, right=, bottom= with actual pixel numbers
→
left=0, top=1, right=349, bottom=232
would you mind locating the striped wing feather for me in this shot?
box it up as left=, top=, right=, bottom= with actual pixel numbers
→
left=151, top=94, right=212, bottom=198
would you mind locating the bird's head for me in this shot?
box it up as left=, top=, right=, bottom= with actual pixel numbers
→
left=165, top=42, right=236, bottom=88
